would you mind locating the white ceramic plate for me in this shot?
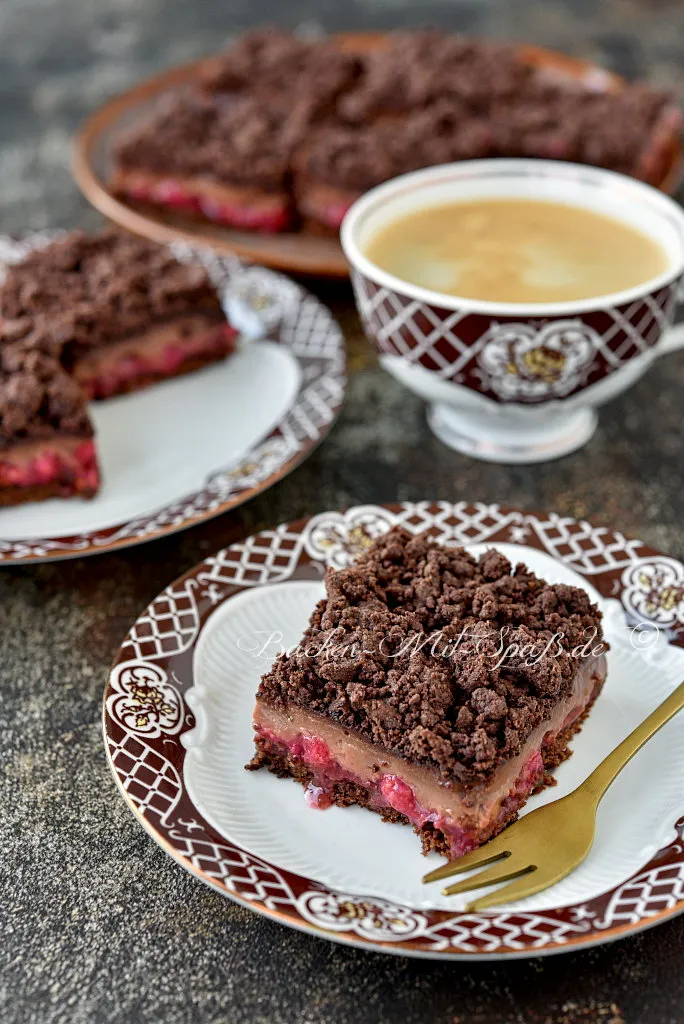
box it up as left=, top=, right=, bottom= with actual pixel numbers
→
left=104, top=502, right=684, bottom=958
left=0, top=235, right=345, bottom=563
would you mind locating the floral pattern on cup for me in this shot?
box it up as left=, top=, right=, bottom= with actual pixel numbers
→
left=477, top=319, right=598, bottom=400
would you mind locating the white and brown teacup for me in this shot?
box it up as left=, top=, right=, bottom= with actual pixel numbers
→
left=341, top=159, right=684, bottom=463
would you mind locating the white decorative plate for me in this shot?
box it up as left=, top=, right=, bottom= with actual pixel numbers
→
left=104, top=502, right=684, bottom=958
left=0, top=234, right=345, bottom=563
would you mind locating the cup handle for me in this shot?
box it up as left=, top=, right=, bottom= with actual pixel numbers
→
left=658, top=280, right=684, bottom=356
left=659, top=321, right=684, bottom=356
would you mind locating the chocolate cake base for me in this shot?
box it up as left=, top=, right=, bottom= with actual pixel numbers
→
left=247, top=686, right=602, bottom=858
left=0, top=481, right=98, bottom=507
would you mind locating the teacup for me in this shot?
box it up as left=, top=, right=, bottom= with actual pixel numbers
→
left=341, top=159, right=684, bottom=463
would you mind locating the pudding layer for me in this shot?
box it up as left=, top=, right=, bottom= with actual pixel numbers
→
left=0, top=437, right=99, bottom=506
left=72, top=316, right=238, bottom=399
left=250, top=653, right=607, bottom=857
left=113, top=170, right=292, bottom=233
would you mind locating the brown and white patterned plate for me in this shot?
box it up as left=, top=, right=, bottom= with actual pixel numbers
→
left=104, top=502, right=684, bottom=959
left=0, top=234, right=345, bottom=564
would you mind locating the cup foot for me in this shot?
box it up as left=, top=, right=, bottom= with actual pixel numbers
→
left=426, top=403, right=598, bottom=464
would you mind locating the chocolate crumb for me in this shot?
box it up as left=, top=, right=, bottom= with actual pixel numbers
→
left=0, top=229, right=223, bottom=366
left=199, top=26, right=362, bottom=120
left=114, top=92, right=299, bottom=193
left=256, top=527, right=606, bottom=781
left=0, top=319, right=92, bottom=446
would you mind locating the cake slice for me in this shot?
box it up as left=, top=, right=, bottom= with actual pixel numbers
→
left=112, top=94, right=297, bottom=233
left=293, top=104, right=493, bottom=231
left=0, top=230, right=237, bottom=400
left=487, top=79, right=682, bottom=181
left=247, top=527, right=607, bottom=858
left=0, top=319, right=98, bottom=506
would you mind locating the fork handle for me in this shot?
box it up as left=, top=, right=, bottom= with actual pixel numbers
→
left=577, top=680, right=684, bottom=805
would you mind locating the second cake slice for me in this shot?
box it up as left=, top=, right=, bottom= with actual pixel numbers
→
left=0, top=229, right=237, bottom=400
left=0, top=229, right=239, bottom=504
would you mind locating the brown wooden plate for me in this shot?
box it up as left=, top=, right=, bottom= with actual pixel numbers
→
left=73, top=34, right=683, bottom=279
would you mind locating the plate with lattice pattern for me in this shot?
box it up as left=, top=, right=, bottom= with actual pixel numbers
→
left=0, top=234, right=345, bottom=564
left=104, top=502, right=684, bottom=959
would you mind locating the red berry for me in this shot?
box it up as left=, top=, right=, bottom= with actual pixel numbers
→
left=31, top=450, right=61, bottom=483
left=379, top=774, right=417, bottom=819
left=302, top=735, right=331, bottom=767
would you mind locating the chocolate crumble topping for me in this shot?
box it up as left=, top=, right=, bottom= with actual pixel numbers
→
left=199, top=26, right=363, bottom=119
left=0, top=319, right=92, bottom=447
left=0, top=229, right=223, bottom=365
left=294, top=102, right=494, bottom=192
left=256, top=527, right=606, bottom=782
left=338, top=31, right=532, bottom=122
left=114, top=92, right=299, bottom=193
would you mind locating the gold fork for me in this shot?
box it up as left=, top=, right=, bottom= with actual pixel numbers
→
left=423, top=680, right=684, bottom=911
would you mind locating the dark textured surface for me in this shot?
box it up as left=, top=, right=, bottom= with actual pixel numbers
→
left=1, top=2, right=683, bottom=1023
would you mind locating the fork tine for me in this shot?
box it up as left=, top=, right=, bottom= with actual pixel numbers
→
left=442, top=858, right=533, bottom=898
left=422, top=831, right=512, bottom=885
left=465, top=866, right=549, bottom=911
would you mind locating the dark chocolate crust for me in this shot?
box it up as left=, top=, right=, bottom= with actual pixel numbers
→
left=256, top=527, right=607, bottom=781
left=0, top=479, right=98, bottom=507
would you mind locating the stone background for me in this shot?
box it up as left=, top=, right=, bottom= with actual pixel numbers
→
left=1, top=1, right=683, bottom=1022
